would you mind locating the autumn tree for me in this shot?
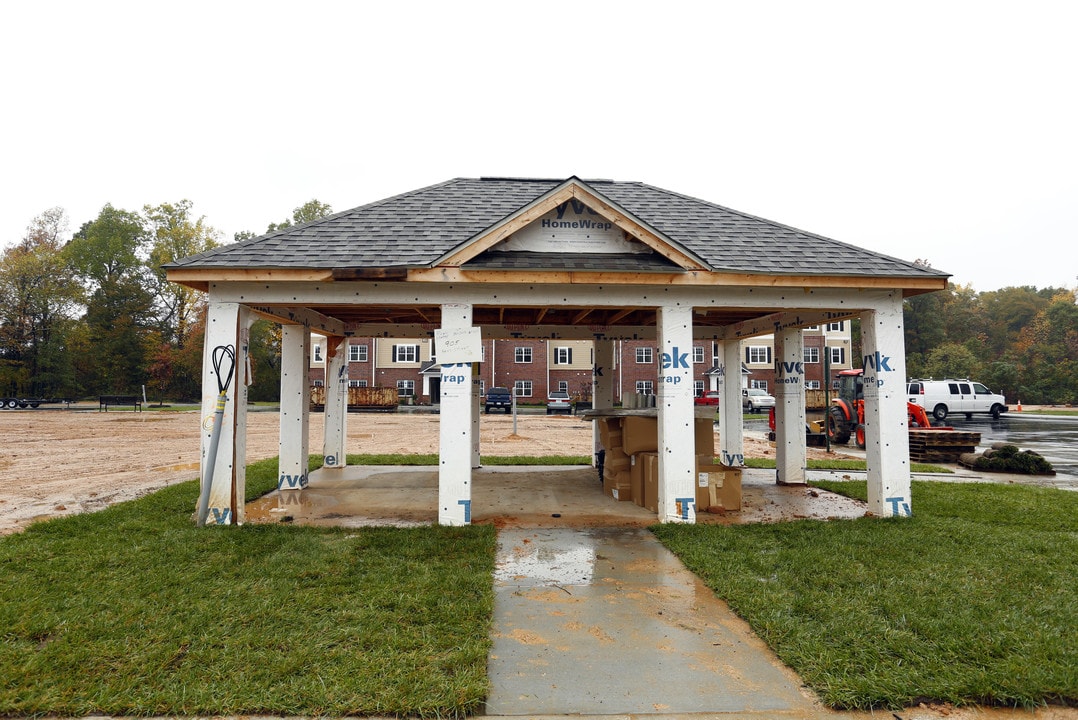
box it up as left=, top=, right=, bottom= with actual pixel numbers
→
left=144, top=199, right=221, bottom=346
left=0, top=209, right=84, bottom=397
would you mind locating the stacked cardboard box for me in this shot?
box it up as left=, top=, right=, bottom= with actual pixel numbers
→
left=597, top=413, right=740, bottom=511
left=598, top=417, right=633, bottom=501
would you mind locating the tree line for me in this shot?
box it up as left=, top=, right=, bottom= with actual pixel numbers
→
left=2, top=202, right=1075, bottom=405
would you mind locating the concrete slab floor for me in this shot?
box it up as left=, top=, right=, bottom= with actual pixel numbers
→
left=244, top=465, right=870, bottom=529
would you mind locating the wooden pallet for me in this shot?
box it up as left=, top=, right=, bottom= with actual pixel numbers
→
left=908, top=429, right=981, bottom=463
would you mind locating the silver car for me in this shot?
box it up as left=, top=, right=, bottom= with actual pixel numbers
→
left=742, top=388, right=776, bottom=412
left=546, top=391, right=572, bottom=415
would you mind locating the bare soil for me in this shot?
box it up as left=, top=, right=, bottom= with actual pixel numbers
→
left=0, top=406, right=836, bottom=535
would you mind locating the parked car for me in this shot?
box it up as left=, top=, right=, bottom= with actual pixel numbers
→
left=742, top=388, right=776, bottom=412
left=694, top=391, right=721, bottom=406
left=907, top=379, right=1008, bottom=420
left=484, top=386, right=513, bottom=413
left=546, top=391, right=572, bottom=415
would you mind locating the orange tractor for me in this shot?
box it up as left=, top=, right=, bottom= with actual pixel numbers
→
left=825, top=369, right=941, bottom=448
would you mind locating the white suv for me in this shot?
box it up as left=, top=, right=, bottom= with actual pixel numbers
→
left=907, top=379, right=1008, bottom=421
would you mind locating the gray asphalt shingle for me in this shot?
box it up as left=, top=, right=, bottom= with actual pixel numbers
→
left=166, top=177, right=948, bottom=281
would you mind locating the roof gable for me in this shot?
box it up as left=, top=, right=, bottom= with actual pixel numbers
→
left=436, top=177, right=707, bottom=271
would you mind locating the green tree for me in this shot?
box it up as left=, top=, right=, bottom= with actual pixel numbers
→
left=0, top=209, right=84, bottom=397
left=65, top=204, right=148, bottom=287
left=82, top=279, right=156, bottom=394
left=266, top=199, right=333, bottom=232
left=66, top=205, right=154, bottom=395
left=922, top=341, right=982, bottom=380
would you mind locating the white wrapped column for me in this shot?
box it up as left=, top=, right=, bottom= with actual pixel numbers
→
left=773, top=328, right=807, bottom=485
left=861, top=296, right=913, bottom=516
left=278, top=324, right=311, bottom=490
left=322, top=336, right=349, bottom=470
left=592, top=339, right=615, bottom=463
left=438, top=303, right=475, bottom=525
left=717, top=340, right=745, bottom=467
left=198, top=301, right=251, bottom=526
left=657, top=305, right=697, bottom=524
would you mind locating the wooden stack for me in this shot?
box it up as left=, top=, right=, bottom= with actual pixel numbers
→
left=908, top=429, right=981, bottom=463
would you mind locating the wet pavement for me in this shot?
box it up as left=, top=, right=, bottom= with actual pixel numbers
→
left=487, top=526, right=818, bottom=715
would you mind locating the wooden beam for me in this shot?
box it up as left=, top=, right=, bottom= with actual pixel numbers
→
left=331, top=267, right=409, bottom=281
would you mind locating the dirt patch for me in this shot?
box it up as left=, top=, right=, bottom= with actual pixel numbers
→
left=0, top=407, right=846, bottom=535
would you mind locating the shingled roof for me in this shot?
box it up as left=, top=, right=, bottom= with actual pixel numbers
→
left=166, top=176, right=948, bottom=283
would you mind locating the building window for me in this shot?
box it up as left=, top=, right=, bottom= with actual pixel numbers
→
left=313, top=379, right=324, bottom=387
left=804, top=347, right=820, bottom=364
left=558, top=380, right=568, bottom=392
left=805, top=325, right=820, bottom=331
left=514, top=346, right=532, bottom=363
left=693, top=346, right=705, bottom=364
left=396, top=380, right=415, bottom=397
left=349, top=344, right=368, bottom=363
left=514, top=380, right=533, bottom=398
left=554, top=347, right=573, bottom=365
left=479, top=381, right=486, bottom=396
left=827, top=321, right=844, bottom=332
left=635, top=347, right=653, bottom=364
left=392, top=344, right=419, bottom=363
left=313, top=344, right=324, bottom=363
left=750, top=380, right=769, bottom=391
left=806, top=380, right=821, bottom=389
left=830, top=347, right=846, bottom=364
left=635, top=380, right=654, bottom=395
left=348, top=379, right=368, bottom=388
left=746, top=346, right=772, bottom=364
left=693, top=380, right=705, bottom=397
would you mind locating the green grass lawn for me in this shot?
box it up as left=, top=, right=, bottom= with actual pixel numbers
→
left=3, top=456, right=1075, bottom=715
left=652, top=480, right=1078, bottom=710
left=0, top=458, right=496, bottom=718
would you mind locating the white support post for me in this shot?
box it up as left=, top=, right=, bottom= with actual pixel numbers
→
left=471, top=362, right=482, bottom=468
left=198, top=301, right=251, bottom=526
left=657, top=305, right=697, bottom=524
left=592, top=339, right=615, bottom=463
left=438, top=303, right=475, bottom=525
left=861, top=297, right=913, bottom=516
left=773, top=328, right=807, bottom=485
left=717, top=340, right=745, bottom=468
left=322, top=336, right=349, bottom=470
left=278, top=324, right=311, bottom=491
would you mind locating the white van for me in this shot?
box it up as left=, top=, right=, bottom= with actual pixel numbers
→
left=906, top=379, right=1008, bottom=421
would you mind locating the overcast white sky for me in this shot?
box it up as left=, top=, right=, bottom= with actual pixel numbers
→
left=2, top=1, right=1075, bottom=292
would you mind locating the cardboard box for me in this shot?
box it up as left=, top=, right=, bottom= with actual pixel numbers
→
left=604, top=470, right=631, bottom=499
left=630, top=454, right=645, bottom=507
left=696, top=458, right=742, bottom=511
left=603, top=450, right=630, bottom=477
left=597, top=417, right=622, bottom=449
left=641, top=452, right=659, bottom=512
left=622, top=416, right=658, bottom=455
left=620, top=415, right=715, bottom=457
left=694, top=418, right=716, bottom=458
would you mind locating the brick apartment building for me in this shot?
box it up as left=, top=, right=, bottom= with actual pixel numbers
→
left=309, top=322, right=853, bottom=404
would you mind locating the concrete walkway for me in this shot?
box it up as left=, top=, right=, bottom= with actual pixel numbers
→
left=486, top=527, right=822, bottom=716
